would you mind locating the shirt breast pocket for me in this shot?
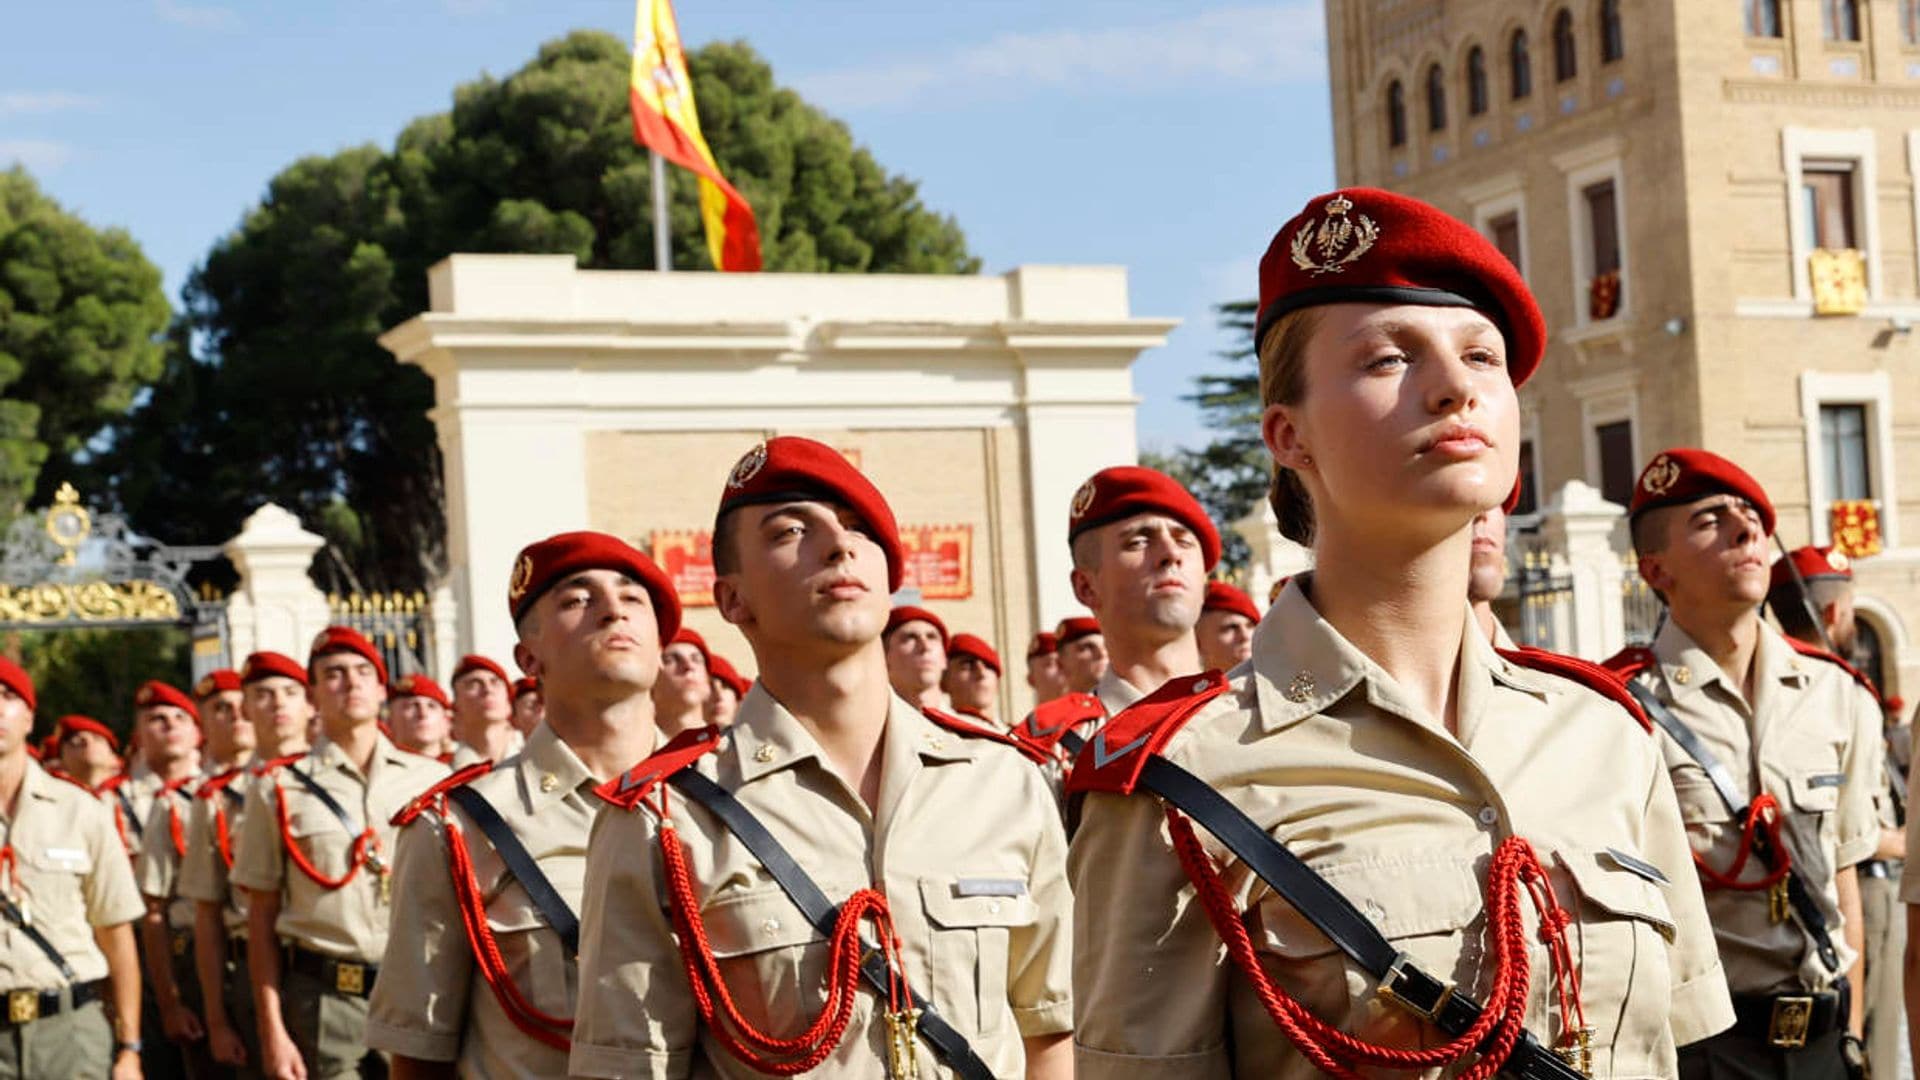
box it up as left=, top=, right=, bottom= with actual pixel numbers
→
left=1788, top=769, right=1843, bottom=815
left=485, top=886, right=573, bottom=1012
left=920, top=877, right=1036, bottom=1039
left=699, top=886, right=829, bottom=1036
left=1668, top=768, right=1734, bottom=827
left=1558, top=849, right=1677, bottom=1074
left=285, top=805, right=353, bottom=879
left=20, top=846, right=91, bottom=920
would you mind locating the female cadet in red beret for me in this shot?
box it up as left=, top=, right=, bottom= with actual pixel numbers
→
left=1068, top=189, right=1733, bottom=1078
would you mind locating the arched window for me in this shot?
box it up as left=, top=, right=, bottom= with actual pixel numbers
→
left=1600, top=0, right=1624, bottom=62
left=1553, top=9, right=1578, bottom=82
left=1426, top=64, right=1447, bottom=131
left=1746, top=0, right=1783, bottom=37
left=1825, top=0, right=1862, bottom=41
left=1510, top=30, right=1533, bottom=99
left=1387, top=80, right=1407, bottom=148
left=1467, top=47, right=1489, bottom=115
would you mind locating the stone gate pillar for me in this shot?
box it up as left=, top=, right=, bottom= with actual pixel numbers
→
left=223, top=504, right=331, bottom=661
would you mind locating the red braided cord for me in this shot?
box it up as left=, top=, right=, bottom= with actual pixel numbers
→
left=272, top=780, right=374, bottom=890
left=215, top=806, right=234, bottom=870
left=441, top=812, right=571, bottom=1051
left=1166, top=808, right=1569, bottom=1079
left=1692, top=793, right=1791, bottom=891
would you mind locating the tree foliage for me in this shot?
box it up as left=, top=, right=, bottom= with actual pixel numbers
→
left=11, top=627, right=190, bottom=745
left=95, top=32, right=978, bottom=592
left=0, top=168, right=169, bottom=520
left=1149, top=299, right=1266, bottom=572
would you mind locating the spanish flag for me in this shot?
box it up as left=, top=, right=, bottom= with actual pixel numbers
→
left=629, top=0, right=762, bottom=272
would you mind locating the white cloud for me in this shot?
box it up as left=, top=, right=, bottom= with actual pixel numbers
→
left=154, top=0, right=236, bottom=30
left=0, top=92, right=102, bottom=117
left=793, top=4, right=1326, bottom=113
left=0, top=140, right=76, bottom=172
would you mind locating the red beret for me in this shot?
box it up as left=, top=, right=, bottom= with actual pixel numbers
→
left=511, top=676, right=540, bottom=701
left=884, top=606, right=949, bottom=647
left=1257, top=188, right=1546, bottom=387
left=1888, top=696, right=1906, bottom=714
left=308, top=626, right=390, bottom=686
left=57, top=714, right=118, bottom=751
left=507, top=531, right=681, bottom=642
left=1629, top=449, right=1776, bottom=536
left=451, top=655, right=510, bottom=687
left=135, top=680, right=199, bottom=722
left=1067, top=466, right=1221, bottom=571
left=1202, top=581, right=1262, bottom=624
left=1055, top=617, right=1102, bottom=649
left=241, top=651, right=309, bottom=687
left=707, top=654, right=751, bottom=698
left=389, top=674, right=450, bottom=708
left=1771, top=546, right=1853, bottom=591
left=716, top=437, right=904, bottom=592
left=947, top=633, right=1001, bottom=675
left=193, top=670, right=242, bottom=700
left=1026, top=632, right=1059, bottom=660
left=667, top=628, right=712, bottom=667
left=0, top=657, right=34, bottom=712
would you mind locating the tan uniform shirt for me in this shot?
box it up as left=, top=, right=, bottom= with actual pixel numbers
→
left=570, top=686, right=1074, bottom=1079
left=367, top=723, right=593, bottom=1076
left=177, top=770, right=256, bottom=936
left=134, top=780, right=199, bottom=929
left=104, top=764, right=164, bottom=856
left=1094, top=669, right=1144, bottom=721
left=1071, top=577, right=1732, bottom=1079
left=0, top=761, right=146, bottom=988
left=1632, top=621, right=1879, bottom=994
left=229, top=733, right=449, bottom=962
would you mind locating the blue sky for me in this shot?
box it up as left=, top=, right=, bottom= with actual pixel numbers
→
left=2, top=0, right=1335, bottom=451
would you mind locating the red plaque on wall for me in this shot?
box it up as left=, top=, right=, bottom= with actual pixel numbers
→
left=651, top=531, right=716, bottom=606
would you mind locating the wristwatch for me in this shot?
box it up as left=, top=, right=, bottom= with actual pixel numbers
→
left=115, top=1040, right=142, bottom=1056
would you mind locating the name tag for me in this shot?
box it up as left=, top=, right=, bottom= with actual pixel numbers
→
left=1603, top=847, right=1671, bottom=886
left=1809, top=773, right=1845, bottom=789
left=43, top=847, right=86, bottom=863
left=952, top=878, right=1026, bottom=899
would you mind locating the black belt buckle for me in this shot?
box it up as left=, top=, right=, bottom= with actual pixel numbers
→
left=1376, top=951, right=1455, bottom=1023
left=1769, top=995, right=1814, bottom=1049
left=6, top=989, right=37, bottom=1025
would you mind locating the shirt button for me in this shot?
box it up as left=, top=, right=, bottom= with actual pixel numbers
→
left=1477, top=806, right=1499, bottom=827
left=761, top=918, right=780, bottom=933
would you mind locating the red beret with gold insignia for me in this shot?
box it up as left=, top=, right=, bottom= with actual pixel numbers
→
left=511, top=676, right=540, bottom=702
left=57, top=714, right=117, bottom=751
left=884, top=605, right=948, bottom=647
left=1629, top=448, right=1776, bottom=536
left=1257, top=188, right=1546, bottom=387
left=1771, top=545, right=1853, bottom=590
left=193, top=670, right=242, bottom=700
left=707, top=655, right=750, bottom=698
left=668, top=628, right=712, bottom=667
left=389, top=674, right=450, bottom=708
left=1202, top=581, right=1262, bottom=624
left=715, top=436, right=904, bottom=592
left=308, top=626, right=390, bottom=686
left=241, top=651, right=309, bottom=688
left=135, top=680, right=200, bottom=722
left=507, top=531, right=681, bottom=642
left=1055, top=616, right=1102, bottom=649
left=451, top=655, right=510, bottom=687
left=1067, top=466, right=1222, bottom=571
left=947, top=633, right=1001, bottom=675
left=0, top=657, right=35, bottom=712
left=1026, top=632, right=1059, bottom=660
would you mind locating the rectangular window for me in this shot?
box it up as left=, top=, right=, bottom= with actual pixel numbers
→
left=1489, top=212, right=1524, bottom=273
left=1802, top=164, right=1858, bottom=249
left=1821, top=403, right=1872, bottom=500
left=1905, top=0, right=1920, bottom=44
left=1595, top=420, right=1635, bottom=506
left=1747, top=0, right=1783, bottom=37
left=1584, top=180, right=1621, bottom=275
left=1826, top=0, right=1862, bottom=42
left=1514, top=439, right=1539, bottom=515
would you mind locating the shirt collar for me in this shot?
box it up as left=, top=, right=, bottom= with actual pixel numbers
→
left=1249, top=574, right=1373, bottom=734
left=512, top=722, right=595, bottom=812
left=1652, top=618, right=1809, bottom=701
left=731, top=682, right=975, bottom=786
left=1095, top=669, right=1145, bottom=715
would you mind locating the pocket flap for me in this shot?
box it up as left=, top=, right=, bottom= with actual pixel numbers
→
left=699, top=887, right=823, bottom=958
left=26, top=846, right=92, bottom=874
left=919, top=878, right=1037, bottom=928
left=1559, top=850, right=1676, bottom=938
left=1252, top=858, right=1485, bottom=960
left=286, top=806, right=347, bottom=839
left=1669, top=772, right=1735, bottom=824
left=1788, top=771, right=1842, bottom=813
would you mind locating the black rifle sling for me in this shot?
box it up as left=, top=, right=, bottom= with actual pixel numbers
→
left=0, top=893, right=74, bottom=982
left=445, top=785, right=580, bottom=956
left=1622, top=680, right=1842, bottom=972
left=1136, top=754, right=1586, bottom=1080
left=113, top=786, right=144, bottom=841
left=667, top=770, right=998, bottom=1080
left=283, top=764, right=363, bottom=835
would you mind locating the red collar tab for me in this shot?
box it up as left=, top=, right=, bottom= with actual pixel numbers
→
left=597, top=726, right=723, bottom=811
left=1012, top=693, right=1106, bottom=751
left=1599, top=645, right=1657, bottom=681
left=197, top=766, right=247, bottom=800
left=1066, top=671, right=1230, bottom=796
left=1500, top=645, right=1651, bottom=734
left=920, top=707, right=1049, bottom=766
left=391, top=762, right=493, bottom=827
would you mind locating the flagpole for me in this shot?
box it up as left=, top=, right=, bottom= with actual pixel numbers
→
left=650, top=150, right=671, bottom=272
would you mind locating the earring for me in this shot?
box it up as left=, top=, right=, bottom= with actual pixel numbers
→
left=1301, top=454, right=1314, bottom=467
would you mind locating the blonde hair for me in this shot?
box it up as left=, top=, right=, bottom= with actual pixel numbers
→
left=1257, top=307, right=1323, bottom=546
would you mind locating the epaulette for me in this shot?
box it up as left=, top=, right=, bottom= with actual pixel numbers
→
left=1600, top=645, right=1657, bottom=681
left=391, top=762, right=493, bottom=827
left=196, top=765, right=246, bottom=801
left=921, top=707, right=1051, bottom=766
left=1010, top=693, right=1106, bottom=755
left=595, top=726, right=723, bottom=811
left=251, top=752, right=308, bottom=777
left=1066, top=670, right=1229, bottom=796
left=1498, top=645, right=1652, bottom=734
left=95, top=774, right=128, bottom=794
left=49, top=771, right=94, bottom=794
left=1781, top=635, right=1885, bottom=706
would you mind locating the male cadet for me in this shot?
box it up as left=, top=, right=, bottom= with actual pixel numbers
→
left=385, top=677, right=453, bottom=762
left=571, top=436, right=1072, bottom=1079
left=883, top=604, right=951, bottom=711
left=507, top=680, right=541, bottom=739
left=59, top=716, right=125, bottom=790
left=1195, top=582, right=1259, bottom=672
left=104, top=684, right=204, bottom=857
left=652, top=629, right=713, bottom=743
left=0, top=656, right=147, bottom=1080
left=179, top=652, right=313, bottom=1075
left=705, top=656, right=749, bottom=727
left=1024, top=633, right=1066, bottom=706
left=447, top=656, right=520, bottom=768
left=230, top=629, right=449, bottom=1080
left=136, top=671, right=250, bottom=1080
left=943, top=633, right=1002, bottom=725
left=1609, top=449, right=1878, bottom=1078
left=1053, top=617, right=1107, bottom=695
left=1469, top=491, right=1518, bottom=647
left=368, top=532, right=676, bottom=1076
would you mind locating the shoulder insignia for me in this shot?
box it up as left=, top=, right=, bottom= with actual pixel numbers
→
left=196, top=766, right=247, bottom=801
left=1011, top=693, right=1106, bottom=753
left=1066, top=670, right=1230, bottom=797
left=595, top=726, right=722, bottom=811
left=1600, top=645, right=1657, bottom=680
left=391, top=762, right=493, bottom=827
left=1500, top=645, right=1652, bottom=734
left=1780, top=635, right=1884, bottom=706
left=921, top=707, right=1051, bottom=766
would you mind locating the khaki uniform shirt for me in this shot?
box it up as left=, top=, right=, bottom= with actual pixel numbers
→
left=366, top=723, right=594, bottom=1076
left=1094, top=669, right=1144, bottom=718
left=0, top=761, right=146, bottom=988
left=1632, top=621, right=1879, bottom=994
left=1071, top=577, right=1733, bottom=1079
left=570, top=686, right=1074, bottom=1079
left=104, top=764, right=164, bottom=856
left=176, top=781, right=249, bottom=936
left=134, top=780, right=200, bottom=930
left=229, top=732, right=448, bottom=962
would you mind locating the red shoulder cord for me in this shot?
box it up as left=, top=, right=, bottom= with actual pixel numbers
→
left=1166, top=808, right=1588, bottom=1080
left=644, top=788, right=910, bottom=1075
left=271, top=777, right=378, bottom=889
left=1692, top=793, right=1791, bottom=891
left=163, top=777, right=195, bottom=859
left=436, top=805, right=573, bottom=1051
left=215, top=800, right=236, bottom=869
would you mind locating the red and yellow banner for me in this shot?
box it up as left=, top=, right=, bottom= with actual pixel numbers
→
left=649, top=524, right=973, bottom=606
left=1830, top=499, right=1882, bottom=558
left=630, top=0, right=762, bottom=272
left=651, top=530, right=718, bottom=606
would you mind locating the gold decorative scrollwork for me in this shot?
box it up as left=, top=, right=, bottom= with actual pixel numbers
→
left=0, top=580, right=181, bottom=624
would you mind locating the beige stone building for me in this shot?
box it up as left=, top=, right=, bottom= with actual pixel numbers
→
left=1324, top=0, right=1920, bottom=696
